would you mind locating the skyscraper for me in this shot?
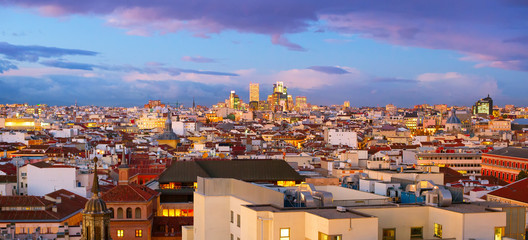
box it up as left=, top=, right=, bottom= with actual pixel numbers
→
left=249, top=83, right=259, bottom=102
left=229, top=90, right=240, bottom=110
left=472, top=94, right=493, bottom=115
left=268, top=82, right=291, bottom=111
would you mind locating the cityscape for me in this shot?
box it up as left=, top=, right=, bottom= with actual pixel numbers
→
left=1, top=1, right=528, bottom=240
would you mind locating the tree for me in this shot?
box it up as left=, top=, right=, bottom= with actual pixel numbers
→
left=516, top=170, right=528, bottom=181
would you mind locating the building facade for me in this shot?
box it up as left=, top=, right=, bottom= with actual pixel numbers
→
left=481, top=147, right=528, bottom=183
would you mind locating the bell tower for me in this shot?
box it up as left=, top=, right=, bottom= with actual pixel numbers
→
left=81, top=157, right=112, bottom=240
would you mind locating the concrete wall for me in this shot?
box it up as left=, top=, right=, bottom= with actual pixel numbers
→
left=27, top=165, right=86, bottom=197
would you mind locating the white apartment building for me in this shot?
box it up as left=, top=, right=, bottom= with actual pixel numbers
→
left=324, top=128, right=358, bottom=148
left=18, top=162, right=87, bottom=197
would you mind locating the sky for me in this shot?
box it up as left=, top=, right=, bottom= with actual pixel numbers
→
left=0, top=0, right=527, bottom=108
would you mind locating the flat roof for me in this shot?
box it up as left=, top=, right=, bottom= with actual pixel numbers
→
left=246, top=205, right=373, bottom=219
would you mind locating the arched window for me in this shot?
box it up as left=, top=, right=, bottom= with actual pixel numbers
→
left=117, top=208, right=123, bottom=219
left=109, top=208, right=114, bottom=218
left=135, top=207, right=142, bottom=219
left=126, top=207, right=132, bottom=219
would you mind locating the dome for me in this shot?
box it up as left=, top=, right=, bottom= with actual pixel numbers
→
left=158, top=131, right=179, bottom=140
left=446, top=109, right=462, bottom=124
left=84, top=195, right=109, bottom=214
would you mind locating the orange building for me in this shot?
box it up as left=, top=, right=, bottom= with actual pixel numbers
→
left=481, top=147, right=528, bottom=183
left=102, top=165, right=160, bottom=240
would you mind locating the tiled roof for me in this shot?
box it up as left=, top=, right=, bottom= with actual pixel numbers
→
left=487, top=178, right=528, bottom=203
left=102, top=183, right=159, bottom=203
left=0, top=189, right=87, bottom=222
left=0, top=196, right=53, bottom=207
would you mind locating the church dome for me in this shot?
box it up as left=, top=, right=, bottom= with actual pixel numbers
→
left=84, top=195, right=109, bottom=214
left=446, top=109, right=462, bottom=124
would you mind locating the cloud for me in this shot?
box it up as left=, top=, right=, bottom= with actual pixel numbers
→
left=271, top=34, right=306, bottom=51
left=0, top=59, right=18, bottom=73
left=308, top=66, right=349, bottom=74
left=40, top=60, right=99, bottom=70
left=0, top=74, right=240, bottom=107
left=0, top=42, right=97, bottom=62
left=181, top=56, right=217, bottom=63
left=3, top=1, right=528, bottom=61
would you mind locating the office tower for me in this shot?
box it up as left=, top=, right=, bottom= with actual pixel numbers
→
left=296, top=96, right=307, bottom=110
left=472, top=94, right=493, bottom=115
left=268, top=82, right=291, bottom=111
left=249, top=83, right=259, bottom=102
left=249, top=83, right=259, bottom=110
left=229, top=90, right=240, bottom=110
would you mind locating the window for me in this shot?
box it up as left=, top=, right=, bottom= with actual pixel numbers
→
left=382, top=228, right=395, bottom=240
left=109, top=208, right=114, bottom=218
left=135, top=207, right=141, bottom=219
left=230, top=234, right=234, bottom=240
left=117, top=230, right=124, bottom=238
left=434, top=223, right=442, bottom=238
left=135, top=229, right=142, bottom=237
left=494, top=227, right=504, bottom=240
left=237, top=214, right=240, bottom=227
left=318, top=232, right=342, bottom=240
left=280, top=228, right=290, bottom=240
left=231, top=211, right=234, bottom=223
left=117, top=208, right=123, bottom=219
left=126, top=207, right=132, bottom=219
left=410, top=227, right=423, bottom=239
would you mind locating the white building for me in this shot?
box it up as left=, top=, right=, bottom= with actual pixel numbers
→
left=0, top=131, right=26, bottom=144
left=184, top=177, right=513, bottom=240
left=18, top=162, right=87, bottom=197
left=324, top=128, right=358, bottom=148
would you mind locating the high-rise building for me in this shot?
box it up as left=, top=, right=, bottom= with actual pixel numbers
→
left=268, top=82, right=291, bottom=111
left=295, top=96, right=307, bottom=110
left=249, top=83, right=259, bottom=102
left=472, top=94, right=493, bottom=115
left=229, top=90, right=240, bottom=110
left=344, top=101, right=350, bottom=108
left=385, top=104, right=396, bottom=113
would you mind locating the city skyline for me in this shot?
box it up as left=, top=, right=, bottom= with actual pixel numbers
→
left=0, top=1, right=527, bottom=107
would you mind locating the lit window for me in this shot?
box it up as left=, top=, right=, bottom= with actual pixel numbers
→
left=280, top=228, right=290, bottom=240
left=434, top=223, right=442, bottom=238
left=135, top=229, right=142, bottom=237
left=382, top=228, right=395, bottom=240
left=162, top=209, right=169, bottom=216
left=410, top=227, right=423, bottom=239
left=318, top=232, right=342, bottom=240
left=117, top=230, right=124, bottom=237
left=494, top=227, right=504, bottom=240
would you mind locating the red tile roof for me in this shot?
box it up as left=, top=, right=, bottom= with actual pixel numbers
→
left=487, top=178, right=528, bottom=203
left=102, top=183, right=159, bottom=202
left=0, top=189, right=87, bottom=222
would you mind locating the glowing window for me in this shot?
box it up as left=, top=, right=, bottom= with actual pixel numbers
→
left=434, top=223, right=442, bottom=238
left=494, top=227, right=504, bottom=240
left=117, top=230, right=124, bottom=238
left=280, top=228, right=290, bottom=240
left=135, top=229, right=142, bottom=237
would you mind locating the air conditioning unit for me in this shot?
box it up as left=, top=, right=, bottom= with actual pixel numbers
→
left=336, top=206, right=346, bottom=212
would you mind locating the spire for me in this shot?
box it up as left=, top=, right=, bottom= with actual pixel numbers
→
left=91, top=157, right=100, bottom=196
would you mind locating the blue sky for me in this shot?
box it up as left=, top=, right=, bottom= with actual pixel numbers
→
left=0, top=1, right=527, bottom=107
